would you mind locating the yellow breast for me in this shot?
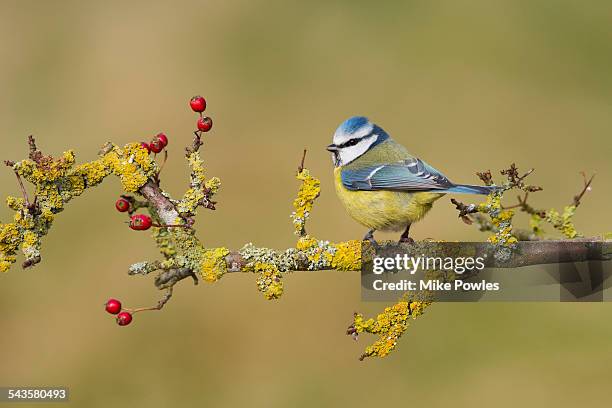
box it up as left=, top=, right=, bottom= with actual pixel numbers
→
left=334, top=167, right=443, bottom=231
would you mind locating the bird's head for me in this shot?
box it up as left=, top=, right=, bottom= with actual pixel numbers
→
left=327, top=116, right=389, bottom=167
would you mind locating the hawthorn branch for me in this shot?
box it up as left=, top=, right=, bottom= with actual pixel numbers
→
left=573, top=171, right=595, bottom=208
left=139, top=180, right=182, bottom=225
left=3, top=137, right=607, bottom=282
left=132, top=154, right=608, bottom=288
left=3, top=94, right=605, bottom=361
left=453, top=164, right=595, bottom=242
left=225, top=238, right=610, bottom=271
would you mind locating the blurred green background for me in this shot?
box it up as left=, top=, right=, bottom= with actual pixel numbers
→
left=1, top=0, right=611, bottom=406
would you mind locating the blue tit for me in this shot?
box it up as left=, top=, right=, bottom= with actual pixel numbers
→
left=327, top=116, right=496, bottom=243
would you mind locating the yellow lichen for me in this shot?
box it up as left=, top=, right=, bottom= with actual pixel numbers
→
left=187, top=152, right=206, bottom=184
left=331, top=240, right=362, bottom=271
left=294, top=235, right=336, bottom=270
left=0, top=223, right=22, bottom=255
left=199, top=247, right=230, bottom=283
left=16, top=150, right=76, bottom=184
left=545, top=205, right=580, bottom=238
left=6, top=196, right=25, bottom=211
left=529, top=213, right=545, bottom=237
left=291, top=169, right=321, bottom=236
left=177, top=188, right=204, bottom=214
left=0, top=257, right=14, bottom=272
left=204, top=177, right=221, bottom=194
left=253, top=262, right=284, bottom=300
left=296, top=235, right=318, bottom=251
left=177, top=152, right=221, bottom=215
left=351, top=299, right=431, bottom=360
left=22, top=230, right=38, bottom=247
left=475, top=191, right=517, bottom=261
left=72, top=160, right=110, bottom=187
left=152, top=227, right=177, bottom=259
left=292, top=170, right=361, bottom=271
left=0, top=142, right=161, bottom=273
left=98, top=143, right=156, bottom=192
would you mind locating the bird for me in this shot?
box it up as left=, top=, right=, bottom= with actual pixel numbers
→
left=327, top=116, right=496, bottom=243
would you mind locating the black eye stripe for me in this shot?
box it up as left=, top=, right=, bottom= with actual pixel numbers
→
left=338, top=138, right=361, bottom=148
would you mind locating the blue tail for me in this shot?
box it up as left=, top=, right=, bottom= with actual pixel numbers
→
left=443, top=184, right=498, bottom=195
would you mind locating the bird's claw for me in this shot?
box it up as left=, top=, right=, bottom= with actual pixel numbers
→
left=363, top=229, right=379, bottom=248
left=398, top=237, right=415, bottom=245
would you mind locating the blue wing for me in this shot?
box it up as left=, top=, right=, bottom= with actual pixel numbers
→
left=341, top=157, right=455, bottom=192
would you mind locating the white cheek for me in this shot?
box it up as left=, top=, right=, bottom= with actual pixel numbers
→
left=338, top=138, right=375, bottom=165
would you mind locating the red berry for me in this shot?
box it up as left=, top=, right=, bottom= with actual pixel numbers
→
left=105, top=298, right=122, bottom=315
left=115, top=198, right=130, bottom=213
left=140, top=142, right=151, bottom=153
left=190, top=96, right=206, bottom=113
left=129, top=214, right=152, bottom=231
left=116, top=311, right=133, bottom=326
left=156, top=132, right=168, bottom=147
left=149, top=139, right=164, bottom=154
left=197, top=117, right=213, bottom=132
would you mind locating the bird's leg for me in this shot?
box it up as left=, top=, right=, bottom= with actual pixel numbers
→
left=363, top=229, right=378, bottom=246
left=399, top=224, right=415, bottom=244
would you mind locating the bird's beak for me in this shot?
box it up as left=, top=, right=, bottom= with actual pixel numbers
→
left=326, top=144, right=339, bottom=152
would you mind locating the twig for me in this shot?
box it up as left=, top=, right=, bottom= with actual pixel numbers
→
left=502, top=171, right=595, bottom=217
left=298, top=149, right=307, bottom=173
left=28, top=135, right=42, bottom=162
left=450, top=198, right=478, bottom=224
left=154, top=268, right=199, bottom=288
left=155, top=150, right=169, bottom=183
left=501, top=192, right=545, bottom=217
left=124, top=288, right=174, bottom=314
left=4, top=160, right=31, bottom=208
left=573, top=172, right=595, bottom=207
left=198, top=197, right=217, bottom=210
left=476, top=170, right=493, bottom=186
left=186, top=132, right=203, bottom=155
left=500, top=163, right=542, bottom=192
left=120, top=195, right=149, bottom=214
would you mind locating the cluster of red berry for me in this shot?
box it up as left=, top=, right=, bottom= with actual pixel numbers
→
left=190, top=96, right=213, bottom=132
left=106, top=95, right=214, bottom=327
left=105, top=298, right=133, bottom=326
left=140, top=132, right=169, bottom=154
left=115, top=198, right=154, bottom=230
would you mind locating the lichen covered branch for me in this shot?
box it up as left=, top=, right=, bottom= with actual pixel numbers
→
left=1, top=107, right=607, bottom=362
left=1, top=137, right=159, bottom=271
left=451, top=163, right=597, bottom=246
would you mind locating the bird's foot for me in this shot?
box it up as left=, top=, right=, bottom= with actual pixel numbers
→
left=398, top=236, right=415, bottom=245
left=363, top=229, right=379, bottom=248
left=399, top=224, right=414, bottom=244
